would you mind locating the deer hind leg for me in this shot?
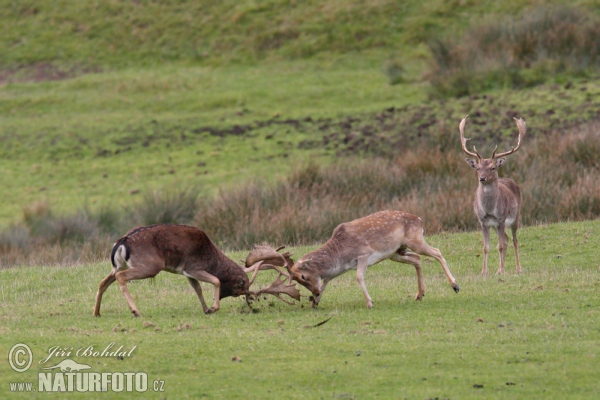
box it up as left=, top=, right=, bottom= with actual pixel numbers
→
left=406, top=238, right=459, bottom=293
left=497, top=225, right=509, bottom=275
left=183, top=270, right=221, bottom=314
left=390, top=250, right=425, bottom=301
left=94, top=271, right=117, bottom=317
left=355, top=255, right=373, bottom=308
left=481, top=225, right=491, bottom=276
left=115, top=265, right=161, bottom=317
left=186, top=277, right=209, bottom=313
left=511, top=224, right=522, bottom=274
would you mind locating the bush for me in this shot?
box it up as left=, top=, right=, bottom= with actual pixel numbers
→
left=427, top=5, right=600, bottom=97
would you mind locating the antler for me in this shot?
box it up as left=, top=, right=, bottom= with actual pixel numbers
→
left=493, top=117, right=526, bottom=158
left=245, top=244, right=294, bottom=284
left=244, top=244, right=300, bottom=305
left=459, top=115, right=482, bottom=159
left=250, top=273, right=301, bottom=305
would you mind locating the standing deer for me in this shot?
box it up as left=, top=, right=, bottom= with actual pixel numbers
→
left=94, top=224, right=300, bottom=317
left=459, top=115, right=525, bottom=275
left=288, top=210, right=460, bottom=308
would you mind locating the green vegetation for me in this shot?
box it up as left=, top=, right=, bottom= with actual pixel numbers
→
left=2, top=1, right=600, bottom=397
left=0, top=0, right=551, bottom=68
left=1, top=221, right=599, bottom=398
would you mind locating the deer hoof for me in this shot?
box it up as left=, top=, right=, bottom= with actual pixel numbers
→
left=205, top=308, right=218, bottom=314
left=453, top=285, right=460, bottom=293
left=415, top=293, right=424, bottom=301
left=132, top=311, right=140, bottom=318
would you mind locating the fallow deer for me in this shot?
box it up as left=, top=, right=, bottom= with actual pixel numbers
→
left=288, top=210, right=460, bottom=308
left=459, top=115, right=525, bottom=275
left=93, top=224, right=300, bottom=317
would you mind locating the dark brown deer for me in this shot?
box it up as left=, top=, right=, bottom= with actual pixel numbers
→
left=288, top=210, right=459, bottom=308
left=460, top=115, right=525, bottom=275
left=93, top=225, right=300, bottom=317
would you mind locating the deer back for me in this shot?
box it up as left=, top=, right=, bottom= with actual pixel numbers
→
left=111, top=224, right=249, bottom=297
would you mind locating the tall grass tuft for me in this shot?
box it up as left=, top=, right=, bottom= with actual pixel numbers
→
left=427, top=5, right=600, bottom=97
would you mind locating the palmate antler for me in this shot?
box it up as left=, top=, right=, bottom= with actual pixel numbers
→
left=243, top=244, right=301, bottom=305
left=250, top=273, right=301, bottom=305
left=245, top=244, right=294, bottom=284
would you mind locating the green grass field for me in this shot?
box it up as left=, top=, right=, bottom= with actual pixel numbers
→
left=1, top=220, right=599, bottom=398
left=2, top=1, right=600, bottom=398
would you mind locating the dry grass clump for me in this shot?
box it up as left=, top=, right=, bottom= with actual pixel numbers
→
left=428, top=5, right=600, bottom=97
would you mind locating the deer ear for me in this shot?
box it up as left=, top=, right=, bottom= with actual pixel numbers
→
left=496, top=157, right=506, bottom=168
left=465, top=158, right=478, bottom=169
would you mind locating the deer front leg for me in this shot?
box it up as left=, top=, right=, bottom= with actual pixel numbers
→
left=186, top=277, right=209, bottom=313
left=183, top=270, right=221, bottom=314
left=481, top=225, right=491, bottom=276
left=497, top=225, right=509, bottom=275
left=356, top=256, right=373, bottom=308
left=311, top=278, right=330, bottom=307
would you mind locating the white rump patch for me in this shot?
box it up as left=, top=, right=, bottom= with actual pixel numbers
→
left=113, top=245, right=130, bottom=271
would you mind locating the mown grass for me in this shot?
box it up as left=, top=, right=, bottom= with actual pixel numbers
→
left=1, top=220, right=599, bottom=398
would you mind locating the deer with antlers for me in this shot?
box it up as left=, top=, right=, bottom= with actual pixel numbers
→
left=93, top=224, right=299, bottom=317
left=288, top=210, right=460, bottom=308
left=459, top=115, right=526, bottom=275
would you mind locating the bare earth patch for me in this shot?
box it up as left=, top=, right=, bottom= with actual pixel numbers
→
left=0, top=63, right=101, bottom=84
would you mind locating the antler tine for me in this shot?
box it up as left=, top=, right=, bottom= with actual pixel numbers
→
left=459, top=115, right=481, bottom=159
left=494, top=117, right=526, bottom=158
left=248, top=261, right=263, bottom=286
left=249, top=274, right=301, bottom=305
left=490, top=144, right=498, bottom=159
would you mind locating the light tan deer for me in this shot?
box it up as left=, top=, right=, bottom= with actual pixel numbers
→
left=94, top=224, right=300, bottom=317
left=288, top=210, right=460, bottom=308
left=459, top=115, right=525, bottom=275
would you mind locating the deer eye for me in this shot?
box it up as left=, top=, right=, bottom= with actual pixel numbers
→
left=301, top=275, right=306, bottom=281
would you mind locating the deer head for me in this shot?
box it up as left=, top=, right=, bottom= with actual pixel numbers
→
left=289, top=259, right=322, bottom=298
left=460, top=115, right=526, bottom=184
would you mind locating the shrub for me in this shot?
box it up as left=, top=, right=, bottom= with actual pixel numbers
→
left=427, top=5, right=600, bottom=97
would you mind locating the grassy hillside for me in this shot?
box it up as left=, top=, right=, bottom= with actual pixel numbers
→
left=1, top=0, right=566, bottom=69
left=1, top=221, right=599, bottom=398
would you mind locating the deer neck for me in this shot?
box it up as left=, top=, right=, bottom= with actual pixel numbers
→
left=307, top=243, right=343, bottom=278
left=477, top=180, right=501, bottom=215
